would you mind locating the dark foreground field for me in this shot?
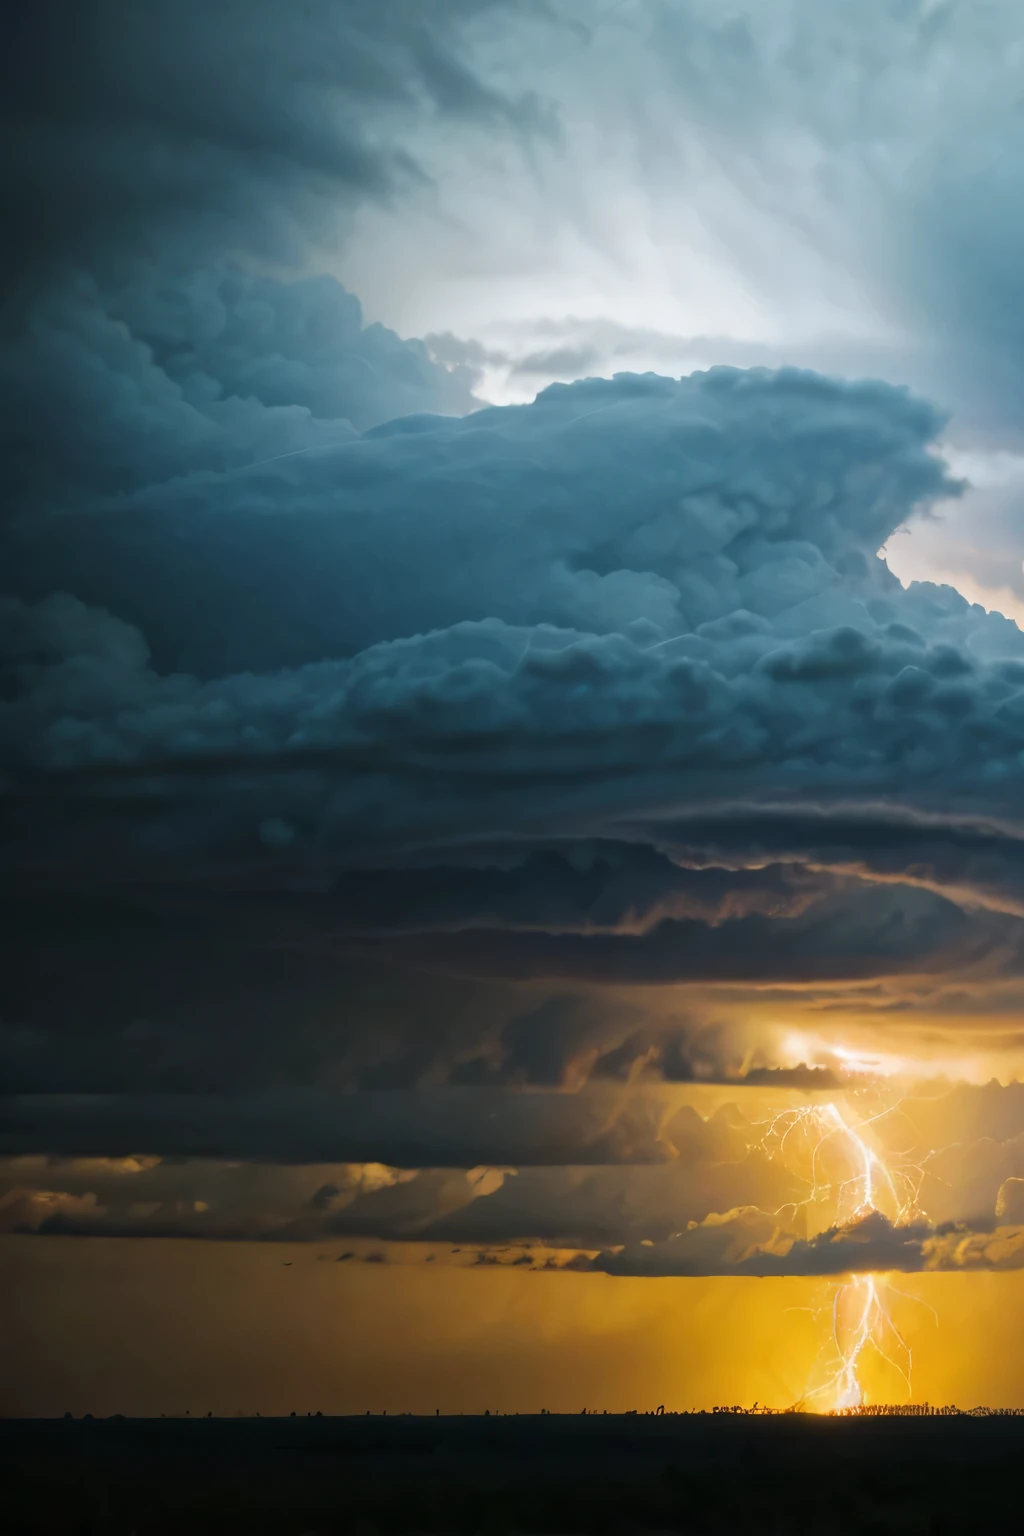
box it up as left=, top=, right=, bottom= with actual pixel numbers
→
left=3, top=1411, right=1021, bottom=1534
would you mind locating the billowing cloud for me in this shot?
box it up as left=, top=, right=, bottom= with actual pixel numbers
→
left=6, top=365, right=1024, bottom=988
left=6, top=364, right=956, bottom=662
left=6, top=359, right=1024, bottom=1179
left=1, top=267, right=478, bottom=517
left=330, top=1, right=1024, bottom=629
left=595, top=1208, right=1024, bottom=1278
left=996, top=1177, right=1024, bottom=1224
left=8, top=368, right=1008, bottom=856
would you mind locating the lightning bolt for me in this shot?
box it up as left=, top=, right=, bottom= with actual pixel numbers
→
left=757, top=1100, right=927, bottom=1225
left=756, top=1097, right=932, bottom=1411
left=808, top=1273, right=914, bottom=1411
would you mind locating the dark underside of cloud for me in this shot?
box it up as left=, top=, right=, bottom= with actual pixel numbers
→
left=593, top=1207, right=1024, bottom=1279
left=4, top=1115, right=1024, bottom=1275
left=6, top=0, right=1024, bottom=1280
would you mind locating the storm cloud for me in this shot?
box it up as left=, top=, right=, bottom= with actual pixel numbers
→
left=595, top=1208, right=1024, bottom=1279
left=0, top=0, right=546, bottom=292
left=7, top=0, right=1024, bottom=1308
left=7, top=1078, right=1024, bottom=1273
left=8, top=353, right=1024, bottom=1237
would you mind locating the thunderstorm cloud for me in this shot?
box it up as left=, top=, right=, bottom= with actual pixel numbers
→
left=7, top=0, right=1024, bottom=1308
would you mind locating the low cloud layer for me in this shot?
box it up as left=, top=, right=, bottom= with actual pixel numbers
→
left=5, top=1081, right=1024, bottom=1279
left=596, top=1207, right=1024, bottom=1278
left=0, top=1089, right=708, bottom=1168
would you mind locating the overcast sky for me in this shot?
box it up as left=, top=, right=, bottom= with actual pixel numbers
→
left=6, top=0, right=1024, bottom=1415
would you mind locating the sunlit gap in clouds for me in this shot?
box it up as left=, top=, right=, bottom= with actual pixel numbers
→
left=777, top=1026, right=1024, bottom=1088
left=882, top=444, right=1024, bottom=630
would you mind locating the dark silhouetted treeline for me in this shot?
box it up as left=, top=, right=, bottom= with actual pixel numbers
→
left=4, top=1411, right=1024, bottom=1533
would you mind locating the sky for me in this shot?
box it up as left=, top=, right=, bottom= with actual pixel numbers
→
left=7, top=0, right=1024, bottom=1415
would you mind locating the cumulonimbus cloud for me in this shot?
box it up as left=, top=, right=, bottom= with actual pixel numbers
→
left=9, top=367, right=1017, bottom=871
left=9, top=3, right=1024, bottom=1245
left=7, top=356, right=1024, bottom=1175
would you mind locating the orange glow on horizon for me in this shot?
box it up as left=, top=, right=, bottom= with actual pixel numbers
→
left=4, top=1236, right=1024, bottom=1418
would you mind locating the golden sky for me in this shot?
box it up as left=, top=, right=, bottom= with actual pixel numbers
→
left=5, top=1236, right=1024, bottom=1418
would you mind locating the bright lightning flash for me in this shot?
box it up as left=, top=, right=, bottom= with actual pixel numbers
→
left=814, top=1272, right=918, bottom=1411
left=758, top=1099, right=930, bottom=1411
left=759, top=1100, right=924, bottom=1227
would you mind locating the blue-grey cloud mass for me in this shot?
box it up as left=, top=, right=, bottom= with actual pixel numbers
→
left=7, top=0, right=1024, bottom=1279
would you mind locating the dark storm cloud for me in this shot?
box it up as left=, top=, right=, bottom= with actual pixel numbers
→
left=394, top=883, right=1023, bottom=985
left=7, top=362, right=1024, bottom=1140
left=8, top=1080, right=1024, bottom=1264
left=214, top=848, right=826, bottom=936
left=399, top=1147, right=797, bottom=1249
left=5, top=366, right=957, bottom=670
left=10, top=367, right=1011, bottom=875
left=0, top=898, right=560, bottom=1096
left=0, top=1088, right=696, bottom=1167
left=0, top=2, right=524, bottom=534
left=595, top=1208, right=1024, bottom=1279
left=1, top=268, right=480, bottom=515
left=8, top=1178, right=1024, bottom=1273
left=0, top=886, right=847, bottom=1103
left=9, top=0, right=1024, bottom=1213
left=0, top=0, right=546, bottom=292
left=3, top=1134, right=1023, bottom=1268
left=651, top=807, right=1024, bottom=917
left=0, top=1106, right=802, bottom=1247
